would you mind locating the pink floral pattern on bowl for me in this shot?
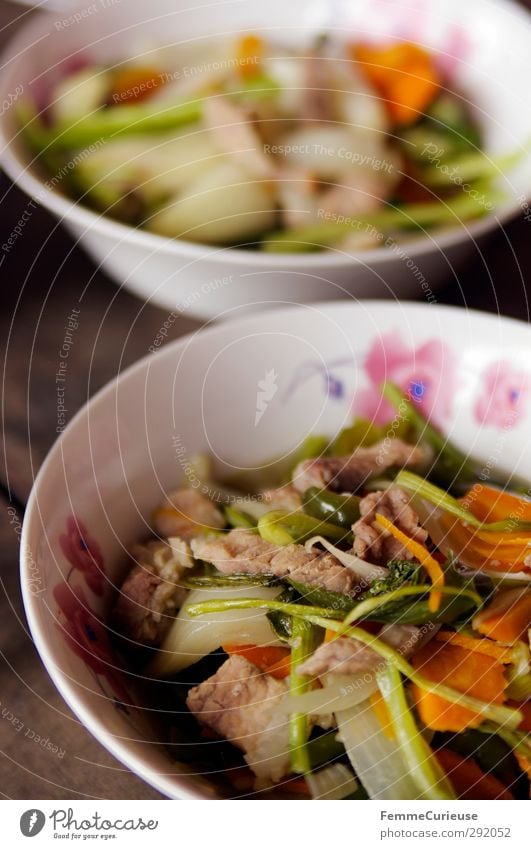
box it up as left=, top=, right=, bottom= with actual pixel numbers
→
left=353, top=331, right=456, bottom=425
left=53, top=581, right=130, bottom=708
left=474, top=361, right=530, bottom=429
left=59, top=516, right=105, bottom=595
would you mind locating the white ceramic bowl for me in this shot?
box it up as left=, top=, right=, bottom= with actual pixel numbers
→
left=20, top=301, right=531, bottom=799
left=2, top=0, right=531, bottom=318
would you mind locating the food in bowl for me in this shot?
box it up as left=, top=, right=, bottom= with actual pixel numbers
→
left=18, top=34, right=518, bottom=252
left=112, top=383, right=531, bottom=800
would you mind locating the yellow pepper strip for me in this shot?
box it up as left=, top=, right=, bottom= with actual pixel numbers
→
left=375, top=513, right=444, bottom=613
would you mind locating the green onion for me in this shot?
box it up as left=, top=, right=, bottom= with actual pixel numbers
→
left=328, top=418, right=384, bottom=455
left=185, top=597, right=343, bottom=621
left=180, top=573, right=277, bottom=589
left=396, top=470, right=531, bottom=532
left=224, top=505, right=257, bottom=529
left=257, top=509, right=350, bottom=547
left=376, top=664, right=456, bottom=800
left=506, top=673, right=531, bottom=702
left=289, top=617, right=319, bottom=774
left=261, top=189, right=501, bottom=253
left=30, top=97, right=202, bottom=152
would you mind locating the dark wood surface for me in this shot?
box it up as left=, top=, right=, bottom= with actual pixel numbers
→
left=1, top=0, right=531, bottom=799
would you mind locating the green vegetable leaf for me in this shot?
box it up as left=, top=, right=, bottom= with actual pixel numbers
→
left=360, top=560, right=421, bottom=599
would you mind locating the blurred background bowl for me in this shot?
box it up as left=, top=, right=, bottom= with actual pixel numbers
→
left=2, top=0, right=531, bottom=318
left=20, top=300, right=531, bottom=798
left=0, top=0, right=531, bottom=318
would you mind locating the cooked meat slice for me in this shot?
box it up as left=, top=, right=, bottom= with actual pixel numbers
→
left=191, top=528, right=278, bottom=574
left=353, top=486, right=428, bottom=564
left=113, top=541, right=188, bottom=646
left=304, top=54, right=335, bottom=122
left=192, top=528, right=361, bottom=596
left=271, top=545, right=361, bottom=595
left=187, top=655, right=290, bottom=783
left=297, top=624, right=423, bottom=678
left=292, top=438, right=425, bottom=494
left=261, top=484, right=302, bottom=512
left=203, top=97, right=276, bottom=179
left=153, top=488, right=225, bottom=540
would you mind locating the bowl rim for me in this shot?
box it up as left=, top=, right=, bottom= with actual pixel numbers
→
left=19, top=299, right=531, bottom=799
left=1, top=0, right=531, bottom=268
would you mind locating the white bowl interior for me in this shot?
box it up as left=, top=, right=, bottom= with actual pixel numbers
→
left=21, top=302, right=531, bottom=798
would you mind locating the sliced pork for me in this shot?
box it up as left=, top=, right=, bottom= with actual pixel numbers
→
left=292, top=438, right=425, bottom=494
left=353, top=486, right=428, bottom=564
left=187, top=654, right=290, bottom=783
left=192, top=528, right=363, bottom=596
left=297, top=624, right=424, bottom=678
left=153, top=488, right=225, bottom=540
left=113, top=541, right=189, bottom=646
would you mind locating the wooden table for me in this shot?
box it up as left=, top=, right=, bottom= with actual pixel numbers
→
left=1, top=0, right=531, bottom=799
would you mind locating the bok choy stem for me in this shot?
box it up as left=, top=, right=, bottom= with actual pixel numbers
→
left=186, top=598, right=523, bottom=728
left=396, top=470, right=531, bottom=532
left=289, top=617, right=318, bottom=774
left=376, top=665, right=456, bottom=800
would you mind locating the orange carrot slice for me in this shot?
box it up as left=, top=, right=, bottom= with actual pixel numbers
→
left=222, top=644, right=291, bottom=679
left=411, top=643, right=507, bottom=732
left=472, top=588, right=531, bottom=644
left=352, top=41, right=440, bottom=125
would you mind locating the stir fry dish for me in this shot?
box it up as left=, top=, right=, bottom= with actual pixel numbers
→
left=19, top=35, right=518, bottom=251
left=112, top=384, right=531, bottom=799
